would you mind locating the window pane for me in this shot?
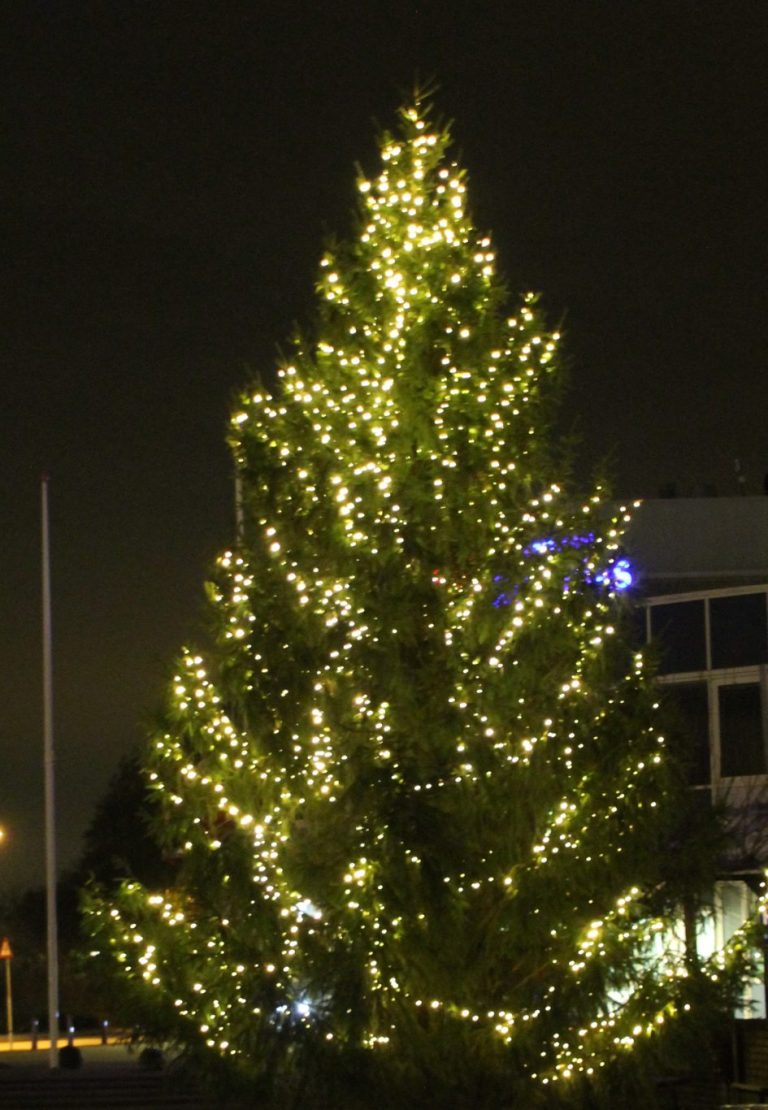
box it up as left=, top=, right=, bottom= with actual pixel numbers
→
left=718, top=881, right=747, bottom=943
left=650, top=601, right=706, bottom=674
left=710, top=593, right=768, bottom=669
left=664, top=683, right=710, bottom=785
left=719, top=684, right=766, bottom=777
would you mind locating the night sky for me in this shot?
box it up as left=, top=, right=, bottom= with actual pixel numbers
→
left=3, top=1, right=767, bottom=891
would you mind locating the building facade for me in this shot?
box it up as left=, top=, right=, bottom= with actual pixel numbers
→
left=626, top=497, right=768, bottom=1018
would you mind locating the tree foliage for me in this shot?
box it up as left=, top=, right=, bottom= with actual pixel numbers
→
left=83, top=99, right=754, bottom=1108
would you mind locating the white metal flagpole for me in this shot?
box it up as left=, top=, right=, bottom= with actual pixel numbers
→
left=41, top=475, right=60, bottom=1067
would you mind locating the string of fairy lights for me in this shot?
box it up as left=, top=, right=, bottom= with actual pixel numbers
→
left=85, top=101, right=767, bottom=1091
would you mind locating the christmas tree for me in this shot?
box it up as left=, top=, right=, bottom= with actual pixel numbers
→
left=85, top=100, right=757, bottom=1107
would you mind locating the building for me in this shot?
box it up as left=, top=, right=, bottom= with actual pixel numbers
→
left=626, top=496, right=768, bottom=1019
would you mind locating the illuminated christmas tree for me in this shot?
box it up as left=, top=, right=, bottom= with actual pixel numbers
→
left=85, top=101, right=756, bottom=1107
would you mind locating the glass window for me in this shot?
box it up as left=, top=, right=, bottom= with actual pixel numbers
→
left=718, top=881, right=748, bottom=944
left=664, top=683, right=710, bottom=785
left=719, top=684, right=766, bottom=777
left=710, top=593, right=768, bottom=669
left=650, top=601, right=706, bottom=674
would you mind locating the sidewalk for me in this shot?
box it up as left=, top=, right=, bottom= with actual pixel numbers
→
left=0, top=1036, right=134, bottom=1068
left=0, top=1042, right=212, bottom=1109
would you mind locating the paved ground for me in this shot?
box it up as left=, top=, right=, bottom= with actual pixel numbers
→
left=0, top=1041, right=220, bottom=1108
left=0, top=1039, right=135, bottom=1066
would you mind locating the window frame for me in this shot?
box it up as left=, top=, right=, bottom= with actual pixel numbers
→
left=645, top=584, right=768, bottom=674
left=645, top=585, right=768, bottom=788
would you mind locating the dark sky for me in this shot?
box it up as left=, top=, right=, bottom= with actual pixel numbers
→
left=2, top=0, right=767, bottom=891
